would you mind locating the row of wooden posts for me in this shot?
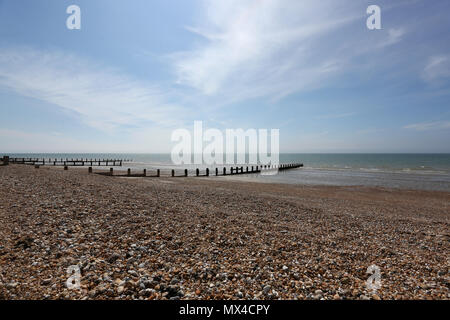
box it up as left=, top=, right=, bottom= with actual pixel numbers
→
left=83, top=163, right=303, bottom=177
left=0, top=156, right=9, bottom=166
left=2, top=155, right=303, bottom=177
left=5, top=157, right=128, bottom=166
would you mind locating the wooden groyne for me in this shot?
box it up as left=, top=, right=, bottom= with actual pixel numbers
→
left=5, top=157, right=130, bottom=166
left=2, top=155, right=303, bottom=177
left=93, top=163, right=303, bottom=178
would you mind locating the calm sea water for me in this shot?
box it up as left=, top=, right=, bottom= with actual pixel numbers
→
left=5, top=153, right=450, bottom=191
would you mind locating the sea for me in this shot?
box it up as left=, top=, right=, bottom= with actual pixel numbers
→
left=4, top=153, right=450, bottom=191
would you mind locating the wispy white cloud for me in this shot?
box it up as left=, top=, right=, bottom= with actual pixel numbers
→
left=423, top=55, right=450, bottom=82
left=0, top=127, right=175, bottom=153
left=314, top=112, right=356, bottom=120
left=378, top=28, right=405, bottom=48
left=172, top=0, right=407, bottom=102
left=0, top=46, right=187, bottom=132
left=403, top=120, right=450, bottom=131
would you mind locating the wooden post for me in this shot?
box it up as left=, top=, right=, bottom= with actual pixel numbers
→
left=246, top=166, right=248, bottom=172
left=185, top=169, right=188, bottom=177
left=110, top=168, right=113, bottom=176
left=171, top=169, right=175, bottom=177
left=143, top=169, right=146, bottom=177
left=196, top=168, right=199, bottom=176
left=251, top=166, right=254, bottom=172
left=223, top=167, right=226, bottom=175
left=215, top=168, right=218, bottom=176
left=88, top=167, right=92, bottom=173
left=127, top=168, right=131, bottom=176
left=241, top=166, right=243, bottom=173
left=157, top=169, right=160, bottom=177
left=206, top=168, right=209, bottom=176
left=230, top=167, right=233, bottom=174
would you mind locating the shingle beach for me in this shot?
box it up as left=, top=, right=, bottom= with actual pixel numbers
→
left=0, top=165, right=448, bottom=300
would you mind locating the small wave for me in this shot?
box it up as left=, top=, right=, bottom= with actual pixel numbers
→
left=359, top=168, right=381, bottom=172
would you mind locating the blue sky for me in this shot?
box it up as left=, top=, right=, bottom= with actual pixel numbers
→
left=0, top=0, right=449, bottom=153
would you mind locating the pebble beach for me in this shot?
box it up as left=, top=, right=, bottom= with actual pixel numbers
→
left=0, top=164, right=448, bottom=300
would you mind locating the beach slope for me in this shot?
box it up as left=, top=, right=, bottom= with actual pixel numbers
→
left=0, top=165, right=448, bottom=299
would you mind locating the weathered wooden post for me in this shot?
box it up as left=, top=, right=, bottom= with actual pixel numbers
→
left=88, top=167, right=92, bottom=173
left=185, top=169, right=188, bottom=177
left=230, top=167, right=234, bottom=174
left=172, top=169, right=175, bottom=177
left=157, top=169, right=160, bottom=177
left=110, top=168, right=113, bottom=175
left=223, top=167, right=226, bottom=175
left=246, top=166, right=248, bottom=172
left=241, top=166, right=243, bottom=173
left=236, top=166, right=239, bottom=174
left=256, top=165, right=259, bottom=171
left=215, top=168, right=218, bottom=176
left=127, top=168, right=131, bottom=176
left=251, top=166, right=254, bottom=172
left=196, top=168, right=199, bottom=176
left=143, top=169, right=146, bottom=177
left=206, top=168, right=209, bottom=176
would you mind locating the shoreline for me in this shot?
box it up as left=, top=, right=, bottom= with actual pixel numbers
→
left=31, top=162, right=450, bottom=193
left=0, top=164, right=449, bottom=300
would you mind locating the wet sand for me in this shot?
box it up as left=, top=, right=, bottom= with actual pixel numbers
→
left=0, top=164, right=448, bottom=299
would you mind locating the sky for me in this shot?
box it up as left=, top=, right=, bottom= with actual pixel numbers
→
left=0, top=0, right=449, bottom=153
